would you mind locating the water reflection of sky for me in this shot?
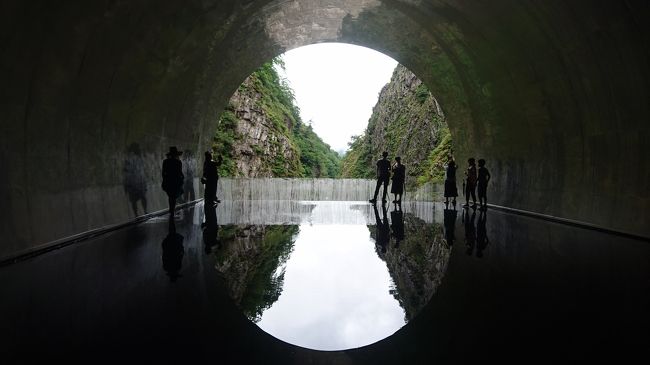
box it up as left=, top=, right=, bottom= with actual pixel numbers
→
left=257, top=221, right=405, bottom=350
left=214, top=201, right=449, bottom=351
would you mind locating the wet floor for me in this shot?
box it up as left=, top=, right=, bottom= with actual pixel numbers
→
left=213, top=201, right=447, bottom=350
left=0, top=200, right=648, bottom=363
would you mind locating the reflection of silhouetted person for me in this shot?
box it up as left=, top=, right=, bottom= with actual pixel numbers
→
left=463, top=158, right=477, bottom=209
left=374, top=203, right=390, bottom=254
left=123, top=143, right=148, bottom=216
left=162, top=224, right=184, bottom=282
left=390, top=204, right=404, bottom=248
left=202, top=202, right=219, bottom=254
left=162, top=146, right=184, bottom=218
left=202, top=151, right=222, bottom=206
left=443, top=208, right=457, bottom=247
left=370, top=152, right=391, bottom=204
left=183, top=150, right=196, bottom=203
left=390, top=156, right=406, bottom=203
left=476, top=210, right=489, bottom=258
left=463, top=208, right=476, bottom=256
left=477, top=159, right=491, bottom=210
left=444, top=158, right=458, bottom=207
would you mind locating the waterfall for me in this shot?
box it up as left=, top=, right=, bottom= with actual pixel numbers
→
left=216, top=178, right=442, bottom=202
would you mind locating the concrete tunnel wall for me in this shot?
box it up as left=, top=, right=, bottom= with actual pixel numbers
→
left=1, top=0, right=648, bottom=260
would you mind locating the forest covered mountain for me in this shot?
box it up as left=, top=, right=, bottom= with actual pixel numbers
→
left=341, top=65, right=451, bottom=188
left=213, top=59, right=341, bottom=178
left=213, top=61, right=450, bottom=184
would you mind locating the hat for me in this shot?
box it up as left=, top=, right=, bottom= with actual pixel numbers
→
left=166, top=146, right=183, bottom=157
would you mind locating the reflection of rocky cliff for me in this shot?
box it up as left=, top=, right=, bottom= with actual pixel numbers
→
left=214, top=225, right=299, bottom=322
left=370, top=213, right=450, bottom=321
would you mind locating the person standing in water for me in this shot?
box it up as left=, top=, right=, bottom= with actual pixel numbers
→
left=161, top=146, right=184, bottom=219
left=390, top=156, right=406, bottom=204
left=444, top=158, right=458, bottom=207
left=202, top=151, right=222, bottom=207
left=463, top=158, right=477, bottom=209
left=477, top=158, right=491, bottom=210
left=370, top=152, right=391, bottom=204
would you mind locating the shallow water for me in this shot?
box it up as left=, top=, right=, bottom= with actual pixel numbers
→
left=211, top=201, right=448, bottom=350
left=1, top=196, right=648, bottom=362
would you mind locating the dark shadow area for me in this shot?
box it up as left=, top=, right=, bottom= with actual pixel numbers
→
left=161, top=222, right=184, bottom=282
left=182, top=150, right=196, bottom=203
left=373, top=203, right=390, bottom=254
left=390, top=204, right=404, bottom=248
left=463, top=208, right=477, bottom=256
left=202, top=203, right=219, bottom=254
left=443, top=208, right=457, bottom=248
left=123, top=143, right=148, bottom=216
left=0, top=203, right=648, bottom=363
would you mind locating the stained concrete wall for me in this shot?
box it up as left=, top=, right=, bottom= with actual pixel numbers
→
left=1, top=0, right=648, bottom=259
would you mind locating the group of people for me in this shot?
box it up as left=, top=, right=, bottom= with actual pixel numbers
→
left=161, top=146, right=222, bottom=219
left=368, top=151, right=492, bottom=211
left=443, top=157, right=491, bottom=210
left=369, top=151, right=406, bottom=205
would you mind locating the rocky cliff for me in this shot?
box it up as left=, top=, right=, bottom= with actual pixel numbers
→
left=370, top=212, right=450, bottom=321
left=214, top=224, right=299, bottom=322
left=342, top=65, right=451, bottom=187
left=213, top=60, right=341, bottom=178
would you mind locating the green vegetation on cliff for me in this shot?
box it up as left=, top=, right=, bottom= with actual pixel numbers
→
left=213, top=59, right=341, bottom=178
left=341, top=65, right=452, bottom=187
left=215, top=225, right=299, bottom=322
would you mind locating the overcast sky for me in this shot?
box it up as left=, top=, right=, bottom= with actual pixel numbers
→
left=277, top=43, right=398, bottom=153
left=257, top=202, right=406, bottom=351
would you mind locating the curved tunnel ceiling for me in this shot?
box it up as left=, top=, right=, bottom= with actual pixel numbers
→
left=1, top=0, right=648, bottom=259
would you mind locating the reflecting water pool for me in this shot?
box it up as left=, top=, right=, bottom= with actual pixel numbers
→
left=209, top=201, right=450, bottom=350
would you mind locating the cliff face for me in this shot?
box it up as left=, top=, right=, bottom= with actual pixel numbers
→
left=214, top=225, right=299, bottom=322
left=214, top=60, right=341, bottom=178
left=370, top=213, right=450, bottom=321
left=342, top=65, right=450, bottom=187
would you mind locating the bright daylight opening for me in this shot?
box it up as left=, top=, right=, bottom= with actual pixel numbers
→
left=208, top=43, right=455, bottom=351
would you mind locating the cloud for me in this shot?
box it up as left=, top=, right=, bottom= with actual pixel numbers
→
left=278, top=43, right=398, bottom=152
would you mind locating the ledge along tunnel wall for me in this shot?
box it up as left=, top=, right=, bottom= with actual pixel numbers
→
left=1, top=0, right=648, bottom=259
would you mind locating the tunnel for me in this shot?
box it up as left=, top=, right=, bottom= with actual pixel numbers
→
left=1, top=0, right=649, bottom=362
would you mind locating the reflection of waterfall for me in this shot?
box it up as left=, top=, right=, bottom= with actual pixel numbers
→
left=370, top=213, right=450, bottom=321
left=217, top=178, right=441, bottom=201
left=215, top=200, right=440, bottom=225
left=214, top=225, right=299, bottom=322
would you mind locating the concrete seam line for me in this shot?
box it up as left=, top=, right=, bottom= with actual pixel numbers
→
left=0, top=199, right=204, bottom=268
left=486, top=203, right=650, bottom=242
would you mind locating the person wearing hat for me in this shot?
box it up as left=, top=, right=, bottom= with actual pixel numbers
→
left=162, top=146, right=184, bottom=218
left=370, top=151, right=391, bottom=204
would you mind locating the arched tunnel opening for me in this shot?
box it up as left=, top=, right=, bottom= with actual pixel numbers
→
left=1, top=0, right=649, bottom=362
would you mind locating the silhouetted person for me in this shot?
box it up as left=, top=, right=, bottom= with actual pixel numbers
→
left=202, top=151, right=222, bottom=206
left=443, top=208, right=457, bottom=247
left=463, top=157, right=477, bottom=209
left=162, top=146, right=184, bottom=218
left=374, top=203, right=390, bottom=254
left=477, top=158, right=491, bottom=210
left=390, top=204, right=404, bottom=248
left=202, top=202, right=219, bottom=254
left=370, top=152, right=391, bottom=204
left=390, top=156, right=406, bottom=203
left=183, top=150, right=196, bottom=203
left=463, top=208, right=476, bottom=256
left=444, top=158, right=458, bottom=207
left=123, top=143, right=148, bottom=216
left=162, top=223, right=184, bottom=282
left=476, top=209, right=489, bottom=258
